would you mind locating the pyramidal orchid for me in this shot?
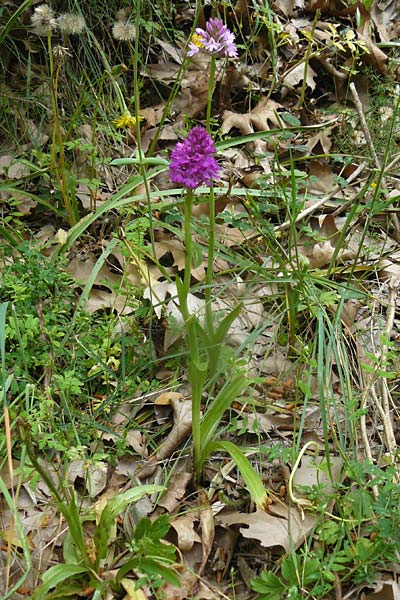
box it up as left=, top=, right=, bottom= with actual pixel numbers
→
left=169, top=126, right=220, bottom=190
left=188, top=17, right=238, bottom=59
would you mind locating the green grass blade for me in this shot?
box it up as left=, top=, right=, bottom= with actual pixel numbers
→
left=0, top=476, right=33, bottom=600
left=199, top=373, right=249, bottom=451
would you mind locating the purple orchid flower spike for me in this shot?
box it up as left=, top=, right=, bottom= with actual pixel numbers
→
left=169, top=126, right=220, bottom=190
left=188, top=17, right=238, bottom=58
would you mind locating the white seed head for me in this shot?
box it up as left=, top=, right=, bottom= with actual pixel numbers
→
left=57, top=13, right=86, bottom=35
left=31, top=4, right=57, bottom=35
left=112, top=20, right=136, bottom=42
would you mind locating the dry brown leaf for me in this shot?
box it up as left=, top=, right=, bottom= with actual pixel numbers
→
left=361, top=580, right=400, bottom=600
left=307, top=161, right=336, bottom=195
left=357, top=30, right=388, bottom=75
left=67, top=253, right=121, bottom=289
left=67, top=459, right=108, bottom=498
left=147, top=62, right=181, bottom=84
left=85, top=288, right=131, bottom=314
left=158, top=472, right=192, bottom=512
left=217, top=452, right=342, bottom=551
left=154, top=391, right=184, bottom=405
left=125, top=430, right=148, bottom=457
left=379, top=260, right=400, bottom=281
left=306, top=125, right=334, bottom=155
left=153, top=396, right=192, bottom=462
left=278, top=0, right=305, bottom=17
left=222, top=98, right=284, bottom=136
left=370, top=0, right=400, bottom=42
left=161, top=572, right=218, bottom=600
left=217, top=503, right=317, bottom=552
left=198, top=491, right=215, bottom=575
left=170, top=514, right=200, bottom=552
left=293, top=454, right=343, bottom=494
left=282, top=61, right=317, bottom=91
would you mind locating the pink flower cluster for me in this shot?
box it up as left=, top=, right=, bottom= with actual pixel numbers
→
left=169, top=127, right=220, bottom=190
left=188, top=17, right=238, bottom=59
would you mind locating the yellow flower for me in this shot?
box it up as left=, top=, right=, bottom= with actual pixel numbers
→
left=190, top=33, right=205, bottom=49
left=112, top=113, right=143, bottom=129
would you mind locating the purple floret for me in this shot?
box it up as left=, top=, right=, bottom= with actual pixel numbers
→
left=188, top=17, right=238, bottom=58
left=169, top=127, right=220, bottom=190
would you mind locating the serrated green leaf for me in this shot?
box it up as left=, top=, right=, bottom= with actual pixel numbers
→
left=134, top=517, right=152, bottom=541
left=281, top=113, right=301, bottom=126
left=251, top=571, right=285, bottom=598
left=281, top=556, right=298, bottom=586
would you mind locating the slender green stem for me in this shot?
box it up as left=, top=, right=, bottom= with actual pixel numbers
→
left=181, top=189, right=206, bottom=482
left=182, top=189, right=193, bottom=322
left=206, top=56, right=216, bottom=134
left=47, top=34, right=76, bottom=225
left=205, top=56, right=217, bottom=337
left=190, top=357, right=205, bottom=483
left=205, top=186, right=215, bottom=336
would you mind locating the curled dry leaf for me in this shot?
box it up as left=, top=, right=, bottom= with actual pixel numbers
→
left=282, top=60, right=317, bottom=91
left=221, top=98, right=285, bottom=173
left=137, top=395, right=192, bottom=481
left=67, top=459, right=108, bottom=498
left=170, top=514, right=200, bottom=552
left=158, top=471, right=192, bottom=512
left=217, top=503, right=318, bottom=552
left=221, top=98, right=285, bottom=136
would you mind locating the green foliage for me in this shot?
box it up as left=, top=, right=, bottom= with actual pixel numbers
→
left=120, top=514, right=180, bottom=589
left=30, top=483, right=168, bottom=599
left=0, top=241, right=152, bottom=453
left=252, top=460, right=400, bottom=599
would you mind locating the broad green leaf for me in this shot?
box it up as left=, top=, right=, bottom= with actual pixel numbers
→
left=146, top=514, right=171, bottom=540
left=138, top=558, right=181, bottom=587
left=281, top=556, right=298, bottom=586
left=94, top=484, right=164, bottom=568
left=32, top=564, right=88, bottom=598
left=116, top=557, right=140, bottom=582
left=212, top=303, right=243, bottom=346
left=205, top=440, right=269, bottom=510
left=63, top=493, right=88, bottom=562
left=42, top=583, right=88, bottom=599
left=200, top=373, right=248, bottom=450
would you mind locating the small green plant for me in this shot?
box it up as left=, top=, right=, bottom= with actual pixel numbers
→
left=26, top=462, right=171, bottom=597
left=252, top=460, right=400, bottom=599
left=0, top=241, right=153, bottom=452
left=120, top=514, right=180, bottom=590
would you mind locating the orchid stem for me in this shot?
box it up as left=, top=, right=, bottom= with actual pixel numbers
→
left=206, top=56, right=216, bottom=134
left=205, top=56, right=217, bottom=338
left=182, top=189, right=193, bottom=322
left=182, top=188, right=205, bottom=482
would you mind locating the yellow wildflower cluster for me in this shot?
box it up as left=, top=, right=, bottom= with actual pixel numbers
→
left=112, top=113, right=143, bottom=129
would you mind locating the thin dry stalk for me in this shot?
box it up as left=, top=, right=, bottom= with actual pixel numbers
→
left=274, top=162, right=366, bottom=233
left=350, top=82, right=381, bottom=171
left=350, top=82, right=400, bottom=238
